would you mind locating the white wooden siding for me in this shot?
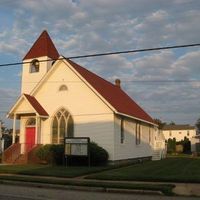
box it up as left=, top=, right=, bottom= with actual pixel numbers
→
left=114, top=115, right=152, bottom=160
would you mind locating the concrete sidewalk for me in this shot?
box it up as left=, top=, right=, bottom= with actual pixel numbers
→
left=0, top=173, right=200, bottom=197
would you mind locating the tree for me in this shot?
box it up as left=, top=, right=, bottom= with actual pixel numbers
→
left=167, top=138, right=176, bottom=153
left=154, top=118, right=166, bottom=129
left=0, top=120, right=12, bottom=150
left=195, top=118, right=200, bottom=134
left=169, top=121, right=176, bottom=125
left=0, top=120, right=5, bottom=138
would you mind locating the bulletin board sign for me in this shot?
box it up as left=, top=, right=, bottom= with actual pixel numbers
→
left=64, top=137, right=90, bottom=156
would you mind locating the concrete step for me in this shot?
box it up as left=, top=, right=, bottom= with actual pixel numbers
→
left=152, top=150, right=161, bottom=161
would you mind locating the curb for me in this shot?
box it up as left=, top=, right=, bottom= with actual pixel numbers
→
left=0, top=179, right=164, bottom=196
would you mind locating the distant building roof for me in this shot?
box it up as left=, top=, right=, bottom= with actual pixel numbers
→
left=163, top=124, right=195, bottom=130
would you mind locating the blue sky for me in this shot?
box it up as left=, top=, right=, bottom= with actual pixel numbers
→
left=0, top=0, right=200, bottom=127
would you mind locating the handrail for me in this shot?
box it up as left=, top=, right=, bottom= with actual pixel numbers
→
left=2, top=142, right=38, bottom=164
left=3, top=143, right=21, bottom=163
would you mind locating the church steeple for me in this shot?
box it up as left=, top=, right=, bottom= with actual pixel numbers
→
left=23, top=30, right=59, bottom=60
left=21, top=30, right=59, bottom=94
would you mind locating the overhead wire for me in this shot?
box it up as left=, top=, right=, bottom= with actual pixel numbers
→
left=0, top=43, right=199, bottom=115
left=0, top=43, right=200, bottom=67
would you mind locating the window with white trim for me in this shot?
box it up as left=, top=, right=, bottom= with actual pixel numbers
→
left=52, top=108, right=73, bottom=144
left=149, top=126, right=151, bottom=143
left=136, top=123, right=141, bottom=145
left=120, top=118, right=125, bottom=144
left=187, top=130, right=190, bottom=136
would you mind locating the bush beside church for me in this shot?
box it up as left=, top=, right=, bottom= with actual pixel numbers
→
left=35, top=142, right=109, bottom=166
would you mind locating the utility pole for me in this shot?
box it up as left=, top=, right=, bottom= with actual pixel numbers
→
left=0, top=121, right=4, bottom=153
left=0, top=121, right=2, bottom=154
left=0, top=121, right=2, bottom=138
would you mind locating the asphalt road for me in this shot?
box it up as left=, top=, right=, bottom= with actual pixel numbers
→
left=0, top=184, right=199, bottom=200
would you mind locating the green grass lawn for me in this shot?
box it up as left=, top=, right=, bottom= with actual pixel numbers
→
left=1, top=157, right=200, bottom=183
left=86, top=157, right=200, bottom=183
left=0, top=164, right=109, bottom=178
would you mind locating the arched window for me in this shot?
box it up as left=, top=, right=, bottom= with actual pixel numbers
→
left=30, top=59, right=40, bottom=73
left=59, top=85, right=68, bottom=91
left=26, top=118, right=36, bottom=126
left=51, top=108, right=73, bottom=144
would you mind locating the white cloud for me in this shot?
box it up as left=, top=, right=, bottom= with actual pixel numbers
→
left=148, top=10, right=169, bottom=22
left=171, top=50, right=200, bottom=79
left=0, top=0, right=200, bottom=124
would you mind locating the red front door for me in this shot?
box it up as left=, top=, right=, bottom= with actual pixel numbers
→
left=25, top=127, right=35, bottom=152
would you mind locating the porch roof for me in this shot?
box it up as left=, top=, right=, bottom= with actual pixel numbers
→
left=23, top=94, right=49, bottom=116
left=7, top=94, right=49, bottom=118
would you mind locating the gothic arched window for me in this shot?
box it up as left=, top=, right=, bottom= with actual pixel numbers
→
left=51, top=108, right=73, bottom=144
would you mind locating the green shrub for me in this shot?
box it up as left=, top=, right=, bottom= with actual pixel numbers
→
left=35, top=142, right=108, bottom=166
left=35, top=144, right=64, bottom=165
left=89, top=142, right=108, bottom=166
left=51, top=144, right=64, bottom=165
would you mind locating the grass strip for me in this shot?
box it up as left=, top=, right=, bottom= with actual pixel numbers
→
left=0, top=165, right=111, bottom=178
left=0, top=162, right=136, bottom=178
left=86, top=158, right=200, bottom=183
left=0, top=175, right=175, bottom=196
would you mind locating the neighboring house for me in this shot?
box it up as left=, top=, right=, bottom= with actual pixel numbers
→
left=162, top=124, right=196, bottom=141
left=191, top=134, right=200, bottom=153
left=4, top=30, right=164, bottom=164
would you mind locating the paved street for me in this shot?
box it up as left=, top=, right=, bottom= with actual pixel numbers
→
left=0, top=184, right=199, bottom=200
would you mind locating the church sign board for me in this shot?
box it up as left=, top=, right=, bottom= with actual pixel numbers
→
left=64, top=137, right=90, bottom=156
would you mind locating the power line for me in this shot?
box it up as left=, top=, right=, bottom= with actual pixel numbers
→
left=0, top=43, right=200, bottom=68
left=0, top=79, right=200, bottom=84
left=68, top=43, right=200, bottom=59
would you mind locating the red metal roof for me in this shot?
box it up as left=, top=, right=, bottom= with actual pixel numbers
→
left=24, top=94, right=49, bottom=116
left=23, top=30, right=59, bottom=60
left=67, top=59, right=154, bottom=124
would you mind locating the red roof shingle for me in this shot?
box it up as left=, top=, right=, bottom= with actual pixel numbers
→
left=24, top=94, right=49, bottom=116
left=67, top=59, right=154, bottom=124
left=23, top=30, right=59, bottom=60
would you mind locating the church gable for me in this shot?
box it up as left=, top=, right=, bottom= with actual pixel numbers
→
left=8, top=94, right=48, bottom=118
left=32, top=60, right=113, bottom=117
left=13, top=98, right=34, bottom=115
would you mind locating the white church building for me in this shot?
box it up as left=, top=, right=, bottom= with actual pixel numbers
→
left=4, top=31, right=165, bottom=164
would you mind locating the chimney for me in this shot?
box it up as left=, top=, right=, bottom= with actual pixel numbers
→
left=115, top=79, right=121, bottom=88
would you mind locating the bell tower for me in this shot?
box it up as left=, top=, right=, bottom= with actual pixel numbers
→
left=21, top=30, right=59, bottom=94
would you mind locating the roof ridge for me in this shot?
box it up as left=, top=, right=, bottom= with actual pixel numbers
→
left=67, top=59, right=154, bottom=124
left=66, top=58, right=117, bottom=87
